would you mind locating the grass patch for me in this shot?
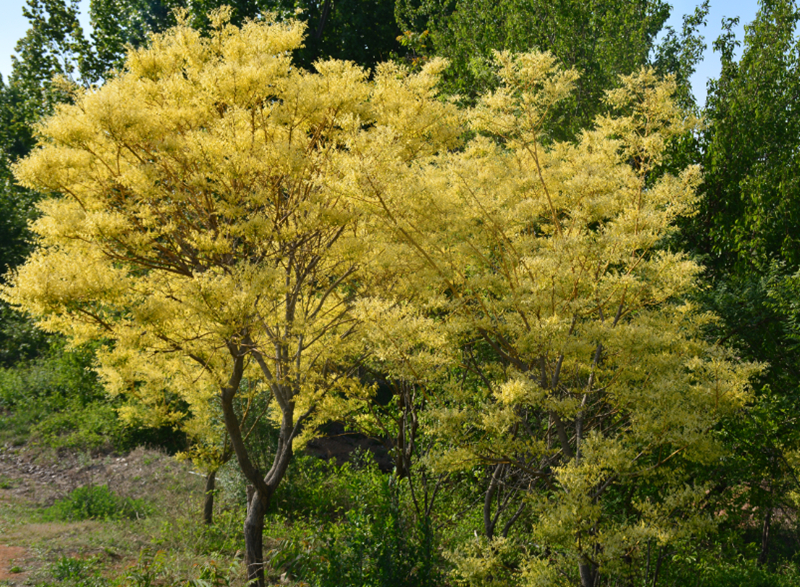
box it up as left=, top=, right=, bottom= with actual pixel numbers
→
left=42, top=484, right=151, bottom=522
left=0, top=446, right=249, bottom=586
left=47, top=556, right=108, bottom=587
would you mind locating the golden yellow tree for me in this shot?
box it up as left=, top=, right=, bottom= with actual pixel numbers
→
left=3, top=9, right=458, bottom=585
left=349, top=52, right=759, bottom=586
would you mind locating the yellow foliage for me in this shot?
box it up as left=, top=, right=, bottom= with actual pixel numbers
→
left=348, top=51, right=759, bottom=583
left=1, top=10, right=457, bottom=485
left=1, top=12, right=760, bottom=583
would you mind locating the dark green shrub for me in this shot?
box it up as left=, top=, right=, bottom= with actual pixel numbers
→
left=0, top=344, right=117, bottom=449
left=268, top=455, right=441, bottom=587
left=31, top=401, right=122, bottom=451
left=272, top=454, right=374, bottom=520
left=663, top=551, right=800, bottom=587
left=43, top=484, right=150, bottom=522
left=0, top=342, right=186, bottom=452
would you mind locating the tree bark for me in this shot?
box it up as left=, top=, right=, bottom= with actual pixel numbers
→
left=579, top=560, right=597, bottom=587
left=242, top=417, right=295, bottom=587
left=220, top=344, right=307, bottom=587
left=245, top=488, right=269, bottom=583
left=550, top=411, right=575, bottom=459
left=203, top=470, right=216, bottom=525
left=484, top=464, right=502, bottom=539
left=219, top=350, right=273, bottom=587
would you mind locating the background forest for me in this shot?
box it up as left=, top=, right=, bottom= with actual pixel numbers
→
left=0, top=1, right=799, bottom=586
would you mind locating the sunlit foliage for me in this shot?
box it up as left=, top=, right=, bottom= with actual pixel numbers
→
left=3, top=10, right=759, bottom=587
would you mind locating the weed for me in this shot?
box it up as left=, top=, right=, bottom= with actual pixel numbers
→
left=117, top=549, right=167, bottom=587
left=264, top=455, right=442, bottom=587
left=52, top=556, right=93, bottom=581
left=187, top=559, right=242, bottom=587
left=35, top=556, right=110, bottom=587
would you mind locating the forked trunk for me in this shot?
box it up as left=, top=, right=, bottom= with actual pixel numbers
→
left=220, top=348, right=301, bottom=587
left=242, top=444, right=293, bottom=587
left=202, top=470, right=216, bottom=525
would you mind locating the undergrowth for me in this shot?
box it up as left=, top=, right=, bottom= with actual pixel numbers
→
left=0, top=342, right=185, bottom=452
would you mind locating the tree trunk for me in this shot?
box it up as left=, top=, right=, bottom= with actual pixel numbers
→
left=243, top=438, right=293, bottom=587
left=758, top=506, right=773, bottom=567
left=245, top=488, right=269, bottom=584
left=220, top=348, right=304, bottom=587
left=203, top=470, right=216, bottom=525
left=579, top=560, right=597, bottom=587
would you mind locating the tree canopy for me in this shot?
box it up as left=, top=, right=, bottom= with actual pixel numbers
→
left=346, top=52, right=757, bottom=586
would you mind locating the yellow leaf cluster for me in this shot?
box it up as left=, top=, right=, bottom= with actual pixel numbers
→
left=347, top=51, right=758, bottom=582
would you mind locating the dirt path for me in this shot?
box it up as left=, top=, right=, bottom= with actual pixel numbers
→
left=0, top=544, right=27, bottom=582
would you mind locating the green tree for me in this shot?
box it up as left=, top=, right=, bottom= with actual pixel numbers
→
left=88, top=0, right=402, bottom=73
left=396, top=0, right=698, bottom=137
left=652, top=1, right=711, bottom=109
left=683, top=0, right=800, bottom=567
left=186, top=0, right=402, bottom=69
left=697, top=0, right=800, bottom=268
left=13, top=0, right=96, bottom=87
left=88, top=0, right=183, bottom=75
left=0, top=0, right=105, bottom=365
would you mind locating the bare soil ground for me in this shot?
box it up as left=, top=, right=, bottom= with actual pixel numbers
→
left=0, top=445, right=195, bottom=506
left=0, top=444, right=207, bottom=586
left=0, top=545, right=26, bottom=582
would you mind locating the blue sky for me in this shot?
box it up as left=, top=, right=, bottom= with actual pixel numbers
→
left=0, top=0, right=761, bottom=105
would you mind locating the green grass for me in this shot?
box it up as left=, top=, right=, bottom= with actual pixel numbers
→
left=42, top=484, right=151, bottom=522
